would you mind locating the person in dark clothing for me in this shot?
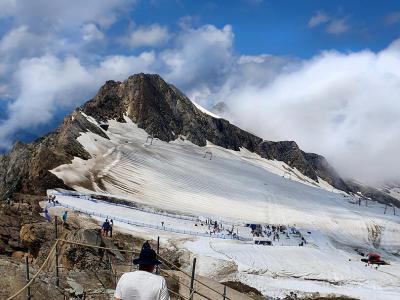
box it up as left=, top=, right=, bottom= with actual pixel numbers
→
left=142, top=240, right=151, bottom=250
left=44, top=208, right=51, bottom=222
left=102, top=220, right=110, bottom=236
left=109, top=219, right=114, bottom=237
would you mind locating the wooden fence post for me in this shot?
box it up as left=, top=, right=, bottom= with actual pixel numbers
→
left=25, top=256, right=31, bottom=300
left=189, top=258, right=197, bottom=300
left=55, top=216, right=60, bottom=287
left=156, top=236, right=160, bottom=275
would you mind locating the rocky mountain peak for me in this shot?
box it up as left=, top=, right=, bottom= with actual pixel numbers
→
left=0, top=73, right=399, bottom=207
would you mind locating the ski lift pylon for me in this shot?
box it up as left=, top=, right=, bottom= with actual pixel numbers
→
left=146, top=135, right=154, bottom=145
left=203, top=151, right=212, bottom=160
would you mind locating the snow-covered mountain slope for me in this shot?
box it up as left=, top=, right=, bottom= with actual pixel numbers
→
left=51, top=116, right=400, bottom=249
left=49, top=116, right=400, bottom=299
left=380, top=182, right=400, bottom=201
left=51, top=116, right=342, bottom=221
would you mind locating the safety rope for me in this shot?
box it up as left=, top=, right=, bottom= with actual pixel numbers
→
left=157, top=253, right=232, bottom=299
left=168, top=288, right=191, bottom=300
left=6, top=238, right=232, bottom=300
left=61, top=237, right=231, bottom=298
left=57, top=238, right=139, bottom=254
left=6, top=240, right=59, bottom=300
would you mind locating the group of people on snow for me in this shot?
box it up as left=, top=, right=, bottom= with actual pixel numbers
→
left=102, top=218, right=114, bottom=237
left=249, top=223, right=308, bottom=246
left=47, top=194, right=58, bottom=206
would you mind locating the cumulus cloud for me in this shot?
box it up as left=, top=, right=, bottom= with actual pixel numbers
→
left=0, top=0, right=135, bottom=30
left=82, top=23, right=104, bottom=42
left=0, top=0, right=138, bottom=148
left=210, top=40, right=400, bottom=184
left=0, top=51, right=158, bottom=149
left=0, top=23, right=234, bottom=149
left=122, top=24, right=171, bottom=48
left=0, top=5, right=399, bottom=185
left=160, top=24, right=234, bottom=94
left=0, top=55, right=94, bottom=148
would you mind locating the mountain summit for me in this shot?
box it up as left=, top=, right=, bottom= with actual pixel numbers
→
left=0, top=73, right=397, bottom=207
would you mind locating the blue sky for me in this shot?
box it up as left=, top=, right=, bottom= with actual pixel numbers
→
left=105, top=0, right=400, bottom=57
left=0, top=0, right=400, bottom=182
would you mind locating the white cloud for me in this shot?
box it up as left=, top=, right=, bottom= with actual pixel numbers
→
left=0, top=51, right=158, bottom=149
left=98, top=52, right=156, bottom=79
left=326, top=18, right=348, bottom=35
left=0, top=0, right=135, bottom=30
left=0, top=16, right=399, bottom=185
left=0, top=55, right=94, bottom=148
left=82, top=23, right=104, bottom=42
left=209, top=41, right=400, bottom=184
left=0, top=26, right=45, bottom=56
left=123, top=24, right=171, bottom=48
left=160, top=24, right=234, bottom=92
left=0, top=0, right=17, bottom=18
left=0, top=0, right=136, bottom=121
left=308, top=11, right=330, bottom=28
left=308, top=11, right=349, bottom=35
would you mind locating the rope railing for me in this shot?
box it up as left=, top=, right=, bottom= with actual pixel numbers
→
left=6, top=240, right=59, bottom=300
left=6, top=238, right=234, bottom=300
left=157, top=254, right=232, bottom=299
left=161, top=271, right=213, bottom=300
left=58, top=238, right=139, bottom=254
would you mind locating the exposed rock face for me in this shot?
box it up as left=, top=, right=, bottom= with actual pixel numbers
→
left=0, top=111, right=108, bottom=199
left=256, top=141, right=348, bottom=191
left=80, top=74, right=344, bottom=188
left=0, top=73, right=398, bottom=206
left=0, top=198, right=50, bottom=256
left=346, top=180, right=400, bottom=208
left=82, top=74, right=262, bottom=151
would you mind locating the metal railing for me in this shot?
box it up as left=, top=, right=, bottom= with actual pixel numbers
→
left=51, top=190, right=200, bottom=222
left=51, top=201, right=252, bottom=242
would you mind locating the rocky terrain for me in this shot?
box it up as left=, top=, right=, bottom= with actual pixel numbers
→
left=0, top=73, right=398, bottom=208
left=0, top=196, right=359, bottom=299
left=0, top=197, right=188, bottom=299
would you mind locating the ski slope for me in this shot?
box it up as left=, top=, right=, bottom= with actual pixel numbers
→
left=50, top=115, right=400, bottom=299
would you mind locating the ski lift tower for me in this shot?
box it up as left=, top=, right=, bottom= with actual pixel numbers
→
left=146, top=135, right=154, bottom=145
left=203, top=151, right=212, bottom=160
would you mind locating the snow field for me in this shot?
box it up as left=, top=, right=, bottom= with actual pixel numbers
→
left=49, top=115, right=400, bottom=299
